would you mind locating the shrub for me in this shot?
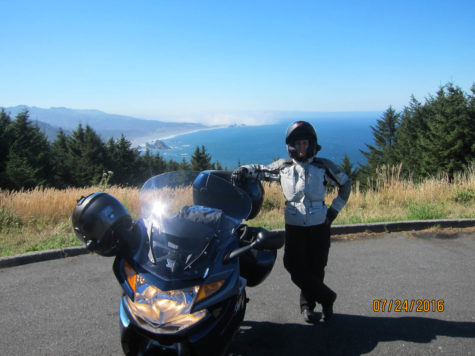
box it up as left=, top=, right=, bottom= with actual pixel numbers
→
left=453, top=189, right=475, bottom=203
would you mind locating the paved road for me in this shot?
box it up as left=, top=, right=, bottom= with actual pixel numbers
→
left=1, top=231, right=474, bottom=355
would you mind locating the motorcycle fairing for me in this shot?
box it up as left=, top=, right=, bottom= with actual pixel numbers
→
left=239, top=248, right=278, bottom=287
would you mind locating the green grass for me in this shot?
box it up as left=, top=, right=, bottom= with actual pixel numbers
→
left=453, top=189, right=475, bottom=203
left=0, top=208, right=23, bottom=232
left=25, top=231, right=80, bottom=253
left=405, top=201, right=446, bottom=220
left=1, top=207, right=472, bottom=258
left=0, top=220, right=80, bottom=257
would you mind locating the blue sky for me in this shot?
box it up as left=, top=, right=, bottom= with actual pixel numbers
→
left=1, top=0, right=474, bottom=124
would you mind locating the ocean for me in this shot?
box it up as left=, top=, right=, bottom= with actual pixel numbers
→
left=156, top=118, right=377, bottom=170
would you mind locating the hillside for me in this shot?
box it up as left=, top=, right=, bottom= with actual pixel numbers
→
left=3, top=105, right=209, bottom=143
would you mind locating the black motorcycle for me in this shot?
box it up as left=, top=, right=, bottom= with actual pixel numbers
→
left=72, top=170, right=284, bottom=355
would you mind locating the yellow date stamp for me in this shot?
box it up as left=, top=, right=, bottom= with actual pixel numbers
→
left=373, top=299, right=445, bottom=312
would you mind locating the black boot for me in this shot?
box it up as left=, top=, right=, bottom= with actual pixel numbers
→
left=322, top=293, right=337, bottom=322
left=302, top=308, right=321, bottom=324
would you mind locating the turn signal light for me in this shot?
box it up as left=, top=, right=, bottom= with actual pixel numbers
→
left=195, top=280, right=225, bottom=304
left=124, top=260, right=137, bottom=293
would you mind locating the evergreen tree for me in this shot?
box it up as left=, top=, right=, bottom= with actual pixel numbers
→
left=0, top=110, right=13, bottom=187
left=67, top=124, right=107, bottom=186
left=136, top=150, right=167, bottom=184
left=167, top=160, right=180, bottom=171
left=5, top=150, right=38, bottom=189
left=338, top=154, right=358, bottom=183
left=384, top=82, right=475, bottom=180
left=106, top=134, right=140, bottom=185
left=391, top=97, right=427, bottom=178
left=419, top=83, right=474, bottom=178
left=50, top=128, right=73, bottom=187
left=360, top=106, right=400, bottom=178
left=106, top=137, right=117, bottom=163
left=135, top=149, right=153, bottom=182
left=191, top=145, right=213, bottom=171
left=179, top=157, right=191, bottom=170
left=67, top=124, right=85, bottom=185
left=5, top=110, right=52, bottom=188
left=83, top=125, right=108, bottom=185
left=469, top=84, right=475, bottom=161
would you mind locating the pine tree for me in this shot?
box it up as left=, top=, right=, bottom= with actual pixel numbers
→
left=5, top=110, right=52, bottom=188
left=106, top=134, right=139, bottom=185
left=83, top=125, right=108, bottom=184
left=469, top=84, right=475, bottom=160
left=50, top=128, right=73, bottom=187
left=360, top=106, right=400, bottom=178
left=338, top=154, right=358, bottom=183
left=135, top=149, right=153, bottom=182
left=191, top=145, right=213, bottom=171
left=179, top=157, right=191, bottom=170
left=136, top=150, right=167, bottom=184
left=66, top=124, right=107, bottom=186
left=0, top=109, right=13, bottom=188
left=5, top=150, right=38, bottom=189
left=391, top=97, right=428, bottom=178
left=418, top=83, right=474, bottom=179
left=167, top=160, right=180, bottom=171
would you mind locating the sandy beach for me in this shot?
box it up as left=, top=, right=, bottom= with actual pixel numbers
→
left=133, top=125, right=227, bottom=147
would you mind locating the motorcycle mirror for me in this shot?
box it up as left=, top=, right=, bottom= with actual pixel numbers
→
left=223, top=230, right=285, bottom=263
left=254, top=230, right=285, bottom=250
left=223, top=243, right=254, bottom=263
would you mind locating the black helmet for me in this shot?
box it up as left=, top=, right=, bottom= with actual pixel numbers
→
left=239, top=178, right=264, bottom=220
left=72, top=192, right=132, bottom=256
left=285, top=121, right=321, bottom=161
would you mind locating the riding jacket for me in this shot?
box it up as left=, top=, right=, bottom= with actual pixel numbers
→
left=242, top=157, right=351, bottom=227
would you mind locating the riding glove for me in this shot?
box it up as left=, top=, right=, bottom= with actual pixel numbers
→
left=231, top=167, right=248, bottom=186
left=325, top=207, right=338, bottom=225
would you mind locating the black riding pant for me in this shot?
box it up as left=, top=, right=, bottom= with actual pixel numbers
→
left=284, top=223, right=336, bottom=312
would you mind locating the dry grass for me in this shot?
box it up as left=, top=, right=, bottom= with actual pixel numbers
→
left=0, top=186, right=140, bottom=256
left=0, top=186, right=140, bottom=225
left=1, top=165, right=474, bottom=256
left=251, top=164, right=475, bottom=228
left=336, top=164, right=475, bottom=224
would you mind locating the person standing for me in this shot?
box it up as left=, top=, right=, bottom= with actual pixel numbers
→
left=231, top=121, right=351, bottom=323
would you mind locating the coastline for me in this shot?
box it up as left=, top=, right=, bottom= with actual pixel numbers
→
left=132, top=125, right=227, bottom=147
left=160, top=125, right=227, bottom=141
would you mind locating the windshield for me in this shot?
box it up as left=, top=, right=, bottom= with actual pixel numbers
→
left=138, top=170, right=252, bottom=280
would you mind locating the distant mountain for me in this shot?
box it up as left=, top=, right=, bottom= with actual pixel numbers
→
left=3, top=106, right=209, bottom=143
left=35, top=121, right=70, bottom=141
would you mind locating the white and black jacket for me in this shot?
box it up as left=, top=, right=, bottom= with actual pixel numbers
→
left=242, top=157, right=351, bottom=227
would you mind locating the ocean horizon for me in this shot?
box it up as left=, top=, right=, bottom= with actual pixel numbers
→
left=149, top=117, right=377, bottom=170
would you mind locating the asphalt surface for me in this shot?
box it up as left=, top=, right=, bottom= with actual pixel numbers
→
left=1, top=231, right=474, bottom=355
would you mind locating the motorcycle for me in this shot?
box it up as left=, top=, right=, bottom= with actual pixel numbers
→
left=72, top=170, right=284, bottom=355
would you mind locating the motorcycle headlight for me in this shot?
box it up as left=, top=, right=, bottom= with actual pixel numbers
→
left=123, top=261, right=224, bottom=334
